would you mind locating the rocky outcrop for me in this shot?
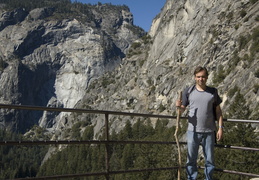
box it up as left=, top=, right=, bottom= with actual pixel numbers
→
left=0, top=3, right=145, bottom=132
left=76, top=0, right=259, bottom=137
left=148, top=0, right=259, bottom=117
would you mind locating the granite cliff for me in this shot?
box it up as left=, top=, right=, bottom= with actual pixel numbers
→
left=0, top=1, right=145, bottom=132
left=75, top=0, right=259, bottom=137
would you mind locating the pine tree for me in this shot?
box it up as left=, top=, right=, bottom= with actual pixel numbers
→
left=214, top=89, right=259, bottom=179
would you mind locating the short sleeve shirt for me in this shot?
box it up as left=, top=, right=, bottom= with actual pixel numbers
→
left=182, top=86, right=222, bottom=132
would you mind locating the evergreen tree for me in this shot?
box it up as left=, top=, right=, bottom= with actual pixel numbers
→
left=214, top=90, right=259, bottom=179
left=0, top=129, right=47, bottom=179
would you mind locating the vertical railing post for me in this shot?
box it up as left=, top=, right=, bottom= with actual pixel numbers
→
left=105, top=113, right=110, bottom=180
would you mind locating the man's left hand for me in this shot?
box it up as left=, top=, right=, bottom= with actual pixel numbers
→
left=217, top=128, right=223, bottom=141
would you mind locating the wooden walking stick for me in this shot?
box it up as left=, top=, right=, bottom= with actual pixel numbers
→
left=174, top=91, right=182, bottom=180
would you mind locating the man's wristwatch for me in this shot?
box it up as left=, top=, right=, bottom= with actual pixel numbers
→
left=219, top=125, right=224, bottom=129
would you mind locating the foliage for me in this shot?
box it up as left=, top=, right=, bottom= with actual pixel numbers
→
left=0, top=0, right=129, bottom=25
left=212, top=64, right=227, bottom=85
left=238, top=26, right=259, bottom=59
left=226, top=11, right=234, bottom=22
left=101, top=76, right=116, bottom=88
left=37, top=119, right=184, bottom=179
left=250, top=0, right=259, bottom=4
left=141, top=35, right=153, bottom=44
left=238, top=35, right=250, bottom=51
left=227, top=89, right=251, bottom=119
left=158, top=103, right=166, bottom=112
left=214, top=121, right=259, bottom=180
left=125, top=24, right=147, bottom=35
left=126, top=35, right=152, bottom=58
left=0, top=57, right=7, bottom=71
left=255, top=69, right=259, bottom=78
left=254, top=84, right=259, bottom=94
left=131, top=42, right=142, bottom=49
left=1, top=0, right=73, bottom=12
left=213, top=87, right=259, bottom=180
left=1, top=115, right=258, bottom=179
left=0, top=128, right=48, bottom=179
left=213, top=26, right=258, bottom=86
left=250, top=26, right=259, bottom=57
left=239, top=10, right=247, bottom=18
left=36, top=117, right=258, bottom=180
left=227, top=85, right=239, bottom=98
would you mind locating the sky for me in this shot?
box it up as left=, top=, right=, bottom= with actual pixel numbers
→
left=71, top=0, right=166, bottom=32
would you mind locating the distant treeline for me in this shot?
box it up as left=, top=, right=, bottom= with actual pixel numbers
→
left=0, top=0, right=129, bottom=23
left=0, top=126, right=48, bottom=179
left=1, top=117, right=258, bottom=179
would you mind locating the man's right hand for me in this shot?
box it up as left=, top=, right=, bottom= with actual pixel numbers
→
left=176, top=100, right=182, bottom=107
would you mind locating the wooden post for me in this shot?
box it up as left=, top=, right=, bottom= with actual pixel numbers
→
left=174, top=91, right=182, bottom=180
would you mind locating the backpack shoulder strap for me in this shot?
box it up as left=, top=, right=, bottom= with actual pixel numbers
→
left=207, top=86, right=217, bottom=104
left=187, top=85, right=196, bottom=95
left=186, top=85, right=196, bottom=103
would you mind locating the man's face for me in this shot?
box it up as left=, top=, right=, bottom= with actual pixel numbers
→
left=194, top=70, right=208, bottom=86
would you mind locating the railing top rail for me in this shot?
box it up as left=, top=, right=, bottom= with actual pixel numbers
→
left=224, top=119, right=259, bottom=123
left=0, top=103, right=177, bottom=119
left=0, top=103, right=258, bottom=123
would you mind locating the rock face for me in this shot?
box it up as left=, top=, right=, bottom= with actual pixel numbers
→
left=0, top=0, right=258, bottom=137
left=0, top=3, right=145, bottom=132
left=76, top=0, right=259, bottom=137
left=149, top=0, right=258, bottom=116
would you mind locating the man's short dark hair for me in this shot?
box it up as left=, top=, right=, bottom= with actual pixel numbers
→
left=194, top=66, right=209, bottom=77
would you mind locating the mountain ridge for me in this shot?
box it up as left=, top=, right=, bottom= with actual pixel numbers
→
left=0, top=0, right=145, bottom=132
left=0, top=0, right=258, bottom=137
left=77, top=0, right=258, bottom=137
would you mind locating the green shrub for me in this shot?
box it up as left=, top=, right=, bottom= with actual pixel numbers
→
left=250, top=0, right=258, bottom=4
left=240, top=10, right=247, bottom=18
left=150, top=85, right=156, bottom=93
left=226, top=11, right=234, bottom=21
left=131, top=42, right=141, bottom=49
left=213, top=65, right=226, bottom=85
left=238, top=35, right=250, bottom=50
left=250, top=26, right=259, bottom=56
left=0, top=58, right=6, bottom=71
left=255, top=69, right=259, bottom=78
left=158, top=103, right=166, bottom=112
left=234, top=24, right=240, bottom=30
left=139, top=59, right=145, bottom=67
left=253, top=84, right=259, bottom=93
left=141, top=35, right=152, bottom=44
left=101, top=76, right=115, bottom=88
left=227, top=86, right=239, bottom=98
left=227, top=90, right=251, bottom=119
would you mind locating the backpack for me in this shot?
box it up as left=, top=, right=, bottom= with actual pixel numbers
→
left=186, top=85, right=218, bottom=121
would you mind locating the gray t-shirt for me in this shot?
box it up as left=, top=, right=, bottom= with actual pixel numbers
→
left=182, top=86, right=222, bottom=133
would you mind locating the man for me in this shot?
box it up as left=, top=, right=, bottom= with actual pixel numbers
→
left=176, top=66, right=223, bottom=180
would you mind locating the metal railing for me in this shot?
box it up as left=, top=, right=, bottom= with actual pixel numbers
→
left=0, top=103, right=258, bottom=180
